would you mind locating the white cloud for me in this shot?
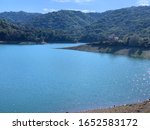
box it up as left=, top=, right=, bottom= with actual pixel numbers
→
left=52, top=0, right=93, bottom=3
left=137, top=0, right=150, bottom=6
left=80, top=9, right=96, bottom=13
left=43, top=8, right=57, bottom=12
left=43, top=8, right=96, bottom=13
left=67, top=9, right=96, bottom=12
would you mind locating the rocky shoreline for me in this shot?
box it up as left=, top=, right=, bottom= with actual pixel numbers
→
left=65, top=44, right=150, bottom=59
left=83, top=100, right=150, bottom=113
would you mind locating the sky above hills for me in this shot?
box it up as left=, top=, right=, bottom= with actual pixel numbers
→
left=0, top=0, right=150, bottom=13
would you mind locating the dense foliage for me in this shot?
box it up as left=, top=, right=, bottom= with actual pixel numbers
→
left=0, top=6, right=150, bottom=47
left=84, top=6, right=150, bottom=47
left=0, top=20, right=74, bottom=42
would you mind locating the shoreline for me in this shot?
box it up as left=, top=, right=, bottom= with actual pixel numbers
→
left=0, top=41, right=48, bottom=45
left=64, top=44, right=150, bottom=59
left=0, top=41, right=79, bottom=45
left=83, top=100, right=150, bottom=113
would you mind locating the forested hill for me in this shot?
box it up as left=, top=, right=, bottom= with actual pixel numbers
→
left=27, top=10, right=100, bottom=30
left=82, top=6, right=150, bottom=47
left=0, top=20, right=74, bottom=42
left=0, top=11, right=41, bottom=25
left=0, top=6, right=150, bottom=47
left=0, top=10, right=100, bottom=31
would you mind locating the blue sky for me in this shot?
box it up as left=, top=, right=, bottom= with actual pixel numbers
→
left=0, top=0, right=149, bottom=13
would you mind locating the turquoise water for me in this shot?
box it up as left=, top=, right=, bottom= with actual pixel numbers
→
left=0, top=43, right=150, bottom=113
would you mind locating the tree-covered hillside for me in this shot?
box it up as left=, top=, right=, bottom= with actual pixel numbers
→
left=82, top=6, right=150, bottom=47
left=0, top=6, right=150, bottom=47
left=0, top=10, right=101, bottom=42
left=28, top=10, right=100, bottom=30
left=0, top=11, right=41, bottom=25
left=0, top=10, right=100, bottom=31
left=0, top=20, right=74, bottom=42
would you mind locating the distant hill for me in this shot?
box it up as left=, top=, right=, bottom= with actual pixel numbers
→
left=0, top=11, right=41, bottom=25
left=28, top=10, right=100, bottom=30
left=85, top=6, right=150, bottom=39
left=0, top=6, right=150, bottom=47
left=82, top=6, right=150, bottom=47
left=0, top=10, right=100, bottom=31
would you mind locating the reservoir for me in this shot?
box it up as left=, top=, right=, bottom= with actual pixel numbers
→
left=0, top=43, right=150, bottom=112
